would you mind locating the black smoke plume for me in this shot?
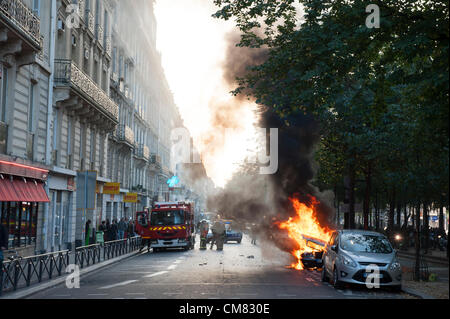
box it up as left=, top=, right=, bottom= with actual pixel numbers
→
left=206, top=29, right=334, bottom=254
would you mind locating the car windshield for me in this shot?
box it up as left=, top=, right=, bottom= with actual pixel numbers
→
left=340, top=233, right=393, bottom=254
left=150, top=210, right=184, bottom=226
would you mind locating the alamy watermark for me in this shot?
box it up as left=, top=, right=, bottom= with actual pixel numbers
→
left=66, top=5, right=81, bottom=29
left=170, top=127, right=279, bottom=175
left=366, top=4, right=380, bottom=29
left=365, top=264, right=381, bottom=289
left=65, top=264, right=80, bottom=289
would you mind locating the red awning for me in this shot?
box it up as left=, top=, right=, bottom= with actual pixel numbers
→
left=0, top=178, right=50, bottom=202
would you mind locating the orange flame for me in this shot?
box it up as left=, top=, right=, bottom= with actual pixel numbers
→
left=278, top=196, right=333, bottom=270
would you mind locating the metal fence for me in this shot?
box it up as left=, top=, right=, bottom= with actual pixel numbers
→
left=0, top=236, right=142, bottom=296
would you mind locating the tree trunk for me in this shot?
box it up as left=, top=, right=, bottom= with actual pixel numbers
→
left=423, top=202, right=429, bottom=254
left=388, top=189, right=396, bottom=233
left=349, top=170, right=356, bottom=229
left=374, top=191, right=379, bottom=231
left=396, top=202, right=401, bottom=228
left=363, top=164, right=372, bottom=230
left=439, top=196, right=445, bottom=234
left=403, top=205, right=409, bottom=229
left=414, top=203, right=421, bottom=281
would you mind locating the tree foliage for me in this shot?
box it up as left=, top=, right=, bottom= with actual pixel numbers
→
left=213, top=0, right=449, bottom=228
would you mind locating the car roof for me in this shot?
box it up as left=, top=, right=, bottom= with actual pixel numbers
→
left=339, top=229, right=386, bottom=237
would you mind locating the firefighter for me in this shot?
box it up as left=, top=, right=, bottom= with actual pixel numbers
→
left=210, top=216, right=226, bottom=250
left=199, top=220, right=209, bottom=250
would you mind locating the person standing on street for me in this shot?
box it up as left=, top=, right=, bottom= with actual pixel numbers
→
left=105, top=219, right=112, bottom=242
left=111, top=219, right=118, bottom=240
left=251, top=224, right=258, bottom=245
left=127, top=219, right=135, bottom=238
left=99, top=221, right=107, bottom=243
left=85, top=220, right=92, bottom=246
left=210, top=217, right=226, bottom=250
left=118, top=218, right=126, bottom=240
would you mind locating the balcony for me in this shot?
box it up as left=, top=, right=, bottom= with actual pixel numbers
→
left=54, top=59, right=119, bottom=127
left=77, top=0, right=85, bottom=21
left=134, top=144, right=150, bottom=162
left=116, top=124, right=134, bottom=146
left=105, top=37, right=111, bottom=57
left=149, top=154, right=161, bottom=172
left=96, top=24, right=103, bottom=47
left=0, top=0, right=42, bottom=50
left=86, top=10, right=94, bottom=34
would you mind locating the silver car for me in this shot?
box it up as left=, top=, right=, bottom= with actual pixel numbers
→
left=321, top=230, right=402, bottom=291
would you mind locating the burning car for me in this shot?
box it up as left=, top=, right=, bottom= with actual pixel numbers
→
left=299, top=235, right=326, bottom=269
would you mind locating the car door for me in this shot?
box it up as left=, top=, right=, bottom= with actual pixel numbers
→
left=325, top=232, right=338, bottom=274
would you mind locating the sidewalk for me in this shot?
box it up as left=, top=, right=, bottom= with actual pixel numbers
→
left=399, top=254, right=449, bottom=299
left=0, top=250, right=142, bottom=299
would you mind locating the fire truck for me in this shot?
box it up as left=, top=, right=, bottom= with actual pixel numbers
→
left=135, top=201, right=196, bottom=252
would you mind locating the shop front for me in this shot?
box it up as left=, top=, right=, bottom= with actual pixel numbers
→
left=0, top=160, right=50, bottom=255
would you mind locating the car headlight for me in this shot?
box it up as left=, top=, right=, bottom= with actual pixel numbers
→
left=340, top=255, right=357, bottom=268
left=389, top=259, right=401, bottom=271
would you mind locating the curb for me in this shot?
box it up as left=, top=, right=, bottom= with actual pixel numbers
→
left=401, top=287, right=435, bottom=299
left=0, top=250, right=142, bottom=299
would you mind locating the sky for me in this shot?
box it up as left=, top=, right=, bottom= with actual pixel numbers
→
left=154, top=0, right=258, bottom=188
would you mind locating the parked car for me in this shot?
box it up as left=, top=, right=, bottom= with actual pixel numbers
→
left=225, top=228, right=243, bottom=243
left=321, top=230, right=402, bottom=291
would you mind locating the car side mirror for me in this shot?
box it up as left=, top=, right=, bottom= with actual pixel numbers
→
left=331, top=245, right=337, bottom=252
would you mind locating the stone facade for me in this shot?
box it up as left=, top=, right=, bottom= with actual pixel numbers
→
left=1, top=0, right=183, bottom=255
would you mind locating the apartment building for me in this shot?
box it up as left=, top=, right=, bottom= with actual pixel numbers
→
left=1, top=0, right=185, bottom=255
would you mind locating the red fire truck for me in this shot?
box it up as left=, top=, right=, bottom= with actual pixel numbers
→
left=135, top=201, right=196, bottom=252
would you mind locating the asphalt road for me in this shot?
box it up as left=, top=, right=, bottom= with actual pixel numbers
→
left=28, top=234, right=410, bottom=299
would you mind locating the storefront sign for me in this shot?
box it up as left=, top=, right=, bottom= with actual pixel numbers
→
left=124, top=193, right=138, bottom=203
left=103, top=182, right=120, bottom=195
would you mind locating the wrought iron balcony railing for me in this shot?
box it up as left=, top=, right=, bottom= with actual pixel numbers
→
left=54, top=59, right=119, bottom=122
left=116, top=124, right=134, bottom=145
left=86, top=10, right=94, bottom=34
left=77, top=0, right=85, bottom=20
left=105, top=37, right=111, bottom=57
left=0, top=0, right=41, bottom=49
left=96, top=24, right=103, bottom=47
left=150, top=154, right=161, bottom=166
left=134, top=144, right=150, bottom=161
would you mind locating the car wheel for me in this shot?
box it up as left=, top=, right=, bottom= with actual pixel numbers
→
left=332, top=267, right=343, bottom=289
left=238, top=239, right=242, bottom=244
left=321, top=266, right=329, bottom=282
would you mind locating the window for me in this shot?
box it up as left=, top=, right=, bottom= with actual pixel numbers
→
left=0, top=65, right=7, bottom=122
left=150, top=210, right=185, bottom=226
left=28, top=82, right=36, bottom=132
left=33, top=0, right=40, bottom=17
left=340, top=233, right=393, bottom=254
left=0, top=199, right=38, bottom=249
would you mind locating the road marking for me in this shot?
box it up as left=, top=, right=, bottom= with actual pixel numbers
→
left=144, top=271, right=168, bottom=278
left=174, top=260, right=182, bottom=264
left=99, top=280, right=138, bottom=290
left=168, top=265, right=177, bottom=270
